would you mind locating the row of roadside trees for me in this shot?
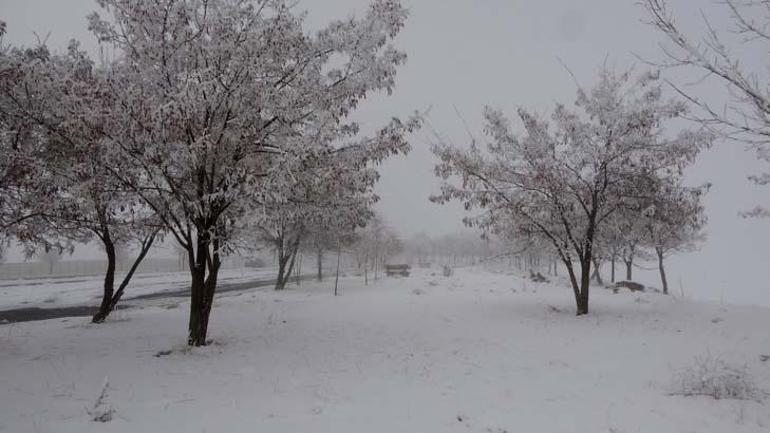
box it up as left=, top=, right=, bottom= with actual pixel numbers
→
left=432, top=69, right=713, bottom=315
left=0, top=0, right=419, bottom=345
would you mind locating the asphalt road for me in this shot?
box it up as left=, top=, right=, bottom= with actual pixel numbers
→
left=0, top=275, right=316, bottom=324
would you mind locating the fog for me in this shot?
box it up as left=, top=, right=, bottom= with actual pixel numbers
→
left=2, top=0, right=770, bottom=306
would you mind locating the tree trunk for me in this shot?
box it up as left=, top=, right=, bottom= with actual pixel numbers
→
left=334, top=242, right=341, bottom=296
left=316, top=248, right=324, bottom=282
left=275, top=253, right=288, bottom=291
left=657, top=248, right=669, bottom=295
left=188, top=236, right=209, bottom=346
left=610, top=256, right=616, bottom=283
left=188, top=230, right=220, bottom=347
left=577, top=258, right=591, bottom=316
left=92, top=232, right=156, bottom=323
left=285, top=247, right=298, bottom=287
left=94, top=232, right=116, bottom=323
left=623, top=246, right=635, bottom=281
left=591, top=257, right=603, bottom=286
left=275, top=238, right=299, bottom=291
left=295, top=253, right=302, bottom=286
left=199, top=239, right=221, bottom=345
left=562, top=258, right=582, bottom=314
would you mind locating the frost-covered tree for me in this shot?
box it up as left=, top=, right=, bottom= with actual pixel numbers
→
left=603, top=203, right=652, bottom=282
left=0, top=33, right=162, bottom=323
left=433, top=69, right=710, bottom=315
left=0, top=25, right=64, bottom=248
left=645, top=0, right=770, bottom=217
left=86, top=0, right=417, bottom=345
left=351, top=215, right=402, bottom=283
left=642, top=177, right=708, bottom=294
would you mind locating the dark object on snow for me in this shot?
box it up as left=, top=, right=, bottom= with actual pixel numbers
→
left=614, top=281, right=645, bottom=293
left=529, top=271, right=549, bottom=283
left=442, top=265, right=453, bottom=277
left=761, top=355, right=770, bottom=363
left=385, top=264, right=410, bottom=277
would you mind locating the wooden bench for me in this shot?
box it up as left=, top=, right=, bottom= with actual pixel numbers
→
left=385, top=264, right=411, bottom=277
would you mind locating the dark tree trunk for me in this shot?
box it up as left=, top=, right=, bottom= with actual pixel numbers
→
left=657, top=248, right=668, bottom=295
left=94, top=231, right=117, bottom=323
left=92, top=232, right=156, bottom=323
left=623, top=246, right=635, bottom=281
left=316, top=248, right=324, bottom=282
left=275, top=237, right=299, bottom=291
left=188, top=230, right=220, bottom=347
left=334, top=243, right=341, bottom=296
left=591, top=257, right=603, bottom=286
left=294, top=253, right=302, bottom=287
left=610, top=256, right=616, bottom=283
left=286, top=248, right=298, bottom=287
left=188, top=256, right=208, bottom=345
left=577, top=258, right=591, bottom=316
left=276, top=252, right=288, bottom=291
left=562, top=258, right=582, bottom=314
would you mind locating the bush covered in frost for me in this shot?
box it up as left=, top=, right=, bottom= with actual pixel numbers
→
left=670, top=355, right=763, bottom=401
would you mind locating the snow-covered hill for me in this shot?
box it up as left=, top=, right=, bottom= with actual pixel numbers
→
left=1, top=267, right=768, bottom=432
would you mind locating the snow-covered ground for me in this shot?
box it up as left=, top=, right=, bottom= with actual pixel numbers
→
left=0, top=268, right=277, bottom=310
left=1, top=267, right=768, bottom=433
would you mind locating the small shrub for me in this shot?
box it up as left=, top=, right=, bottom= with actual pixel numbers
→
left=670, top=355, right=763, bottom=401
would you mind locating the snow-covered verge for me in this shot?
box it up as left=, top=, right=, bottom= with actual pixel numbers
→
left=0, top=268, right=277, bottom=310
left=1, top=267, right=768, bottom=433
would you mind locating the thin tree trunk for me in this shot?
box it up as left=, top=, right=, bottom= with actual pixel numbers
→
left=577, top=258, right=591, bottom=316
left=591, top=257, right=603, bottom=286
left=334, top=242, right=341, bottom=296
left=275, top=238, right=300, bottom=291
left=94, top=231, right=116, bottom=323
left=199, top=236, right=221, bottom=345
left=610, top=255, right=616, bottom=283
left=657, top=248, right=669, bottom=295
left=286, top=249, right=298, bottom=287
left=92, top=232, right=156, bottom=323
left=623, top=246, right=635, bottom=281
left=317, top=248, right=324, bottom=282
left=275, top=254, right=288, bottom=291
left=295, top=252, right=302, bottom=286
left=562, top=258, right=582, bottom=314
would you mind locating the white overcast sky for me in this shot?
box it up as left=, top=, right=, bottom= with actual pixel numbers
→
left=2, top=0, right=770, bottom=306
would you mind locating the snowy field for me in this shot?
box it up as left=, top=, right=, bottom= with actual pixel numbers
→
left=0, top=268, right=278, bottom=311
left=1, top=267, right=768, bottom=433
